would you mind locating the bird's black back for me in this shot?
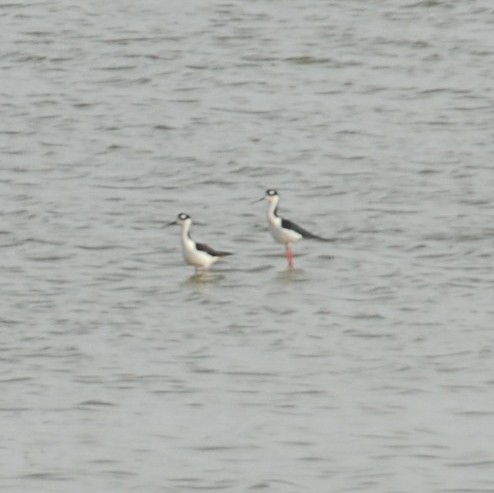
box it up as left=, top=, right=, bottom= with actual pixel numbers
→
left=196, top=242, right=232, bottom=257
left=281, top=218, right=333, bottom=241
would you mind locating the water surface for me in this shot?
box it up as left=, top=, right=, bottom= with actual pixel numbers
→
left=1, top=1, right=494, bottom=491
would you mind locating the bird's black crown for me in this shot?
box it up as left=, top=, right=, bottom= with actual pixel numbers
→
left=266, top=189, right=278, bottom=196
left=178, top=213, right=190, bottom=220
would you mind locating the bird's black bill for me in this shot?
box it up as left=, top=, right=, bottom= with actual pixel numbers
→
left=251, top=197, right=264, bottom=204
left=165, top=220, right=177, bottom=227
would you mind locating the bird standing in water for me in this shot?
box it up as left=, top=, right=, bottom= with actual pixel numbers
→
left=167, top=213, right=232, bottom=273
left=257, top=189, right=330, bottom=269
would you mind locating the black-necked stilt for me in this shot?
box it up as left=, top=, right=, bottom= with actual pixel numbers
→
left=167, top=213, right=232, bottom=273
left=256, top=189, right=331, bottom=269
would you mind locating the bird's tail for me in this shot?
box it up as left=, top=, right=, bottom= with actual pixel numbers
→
left=216, top=251, right=233, bottom=257
left=302, top=231, right=335, bottom=242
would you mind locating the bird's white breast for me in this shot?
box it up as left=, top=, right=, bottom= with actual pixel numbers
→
left=268, top=216, right=302, bottom=244
left=181, top=237, right=217, bottom=268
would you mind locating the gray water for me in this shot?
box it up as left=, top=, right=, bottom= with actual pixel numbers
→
left=1, top=1, right=494, bottom=491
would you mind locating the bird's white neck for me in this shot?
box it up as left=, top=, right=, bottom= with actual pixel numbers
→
left=181, top=219, right=193, bottom=244
left=267, top=197, right=280, bottom=222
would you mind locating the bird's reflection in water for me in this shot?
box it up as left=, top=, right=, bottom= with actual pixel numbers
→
left=182, top=271, right=225, bottom=287
left=274, top=268, right=307, bottom=283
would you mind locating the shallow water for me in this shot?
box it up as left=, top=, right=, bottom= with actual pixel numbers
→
left=1, top=0, right=494, bottom=491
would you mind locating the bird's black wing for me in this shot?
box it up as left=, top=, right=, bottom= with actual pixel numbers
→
left=196, top=242, right=232, bottom=257
left=281, top=218, right=334, bottom=241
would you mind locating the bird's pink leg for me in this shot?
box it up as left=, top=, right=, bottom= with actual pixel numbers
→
left=285, top=245, right=294, bottom=269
